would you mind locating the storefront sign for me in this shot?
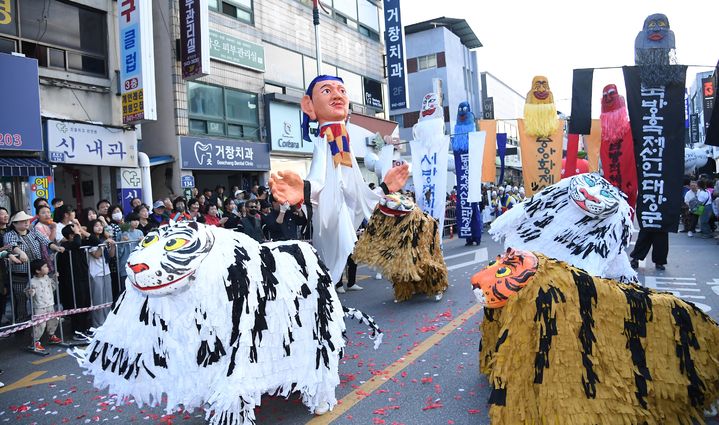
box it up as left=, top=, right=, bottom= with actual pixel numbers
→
left=209, top=30, right=265, bottom=72
left=268, top=102, right=311, bottom=154
left=363, top=77, right=383, bottom=109
left=0, top=53, right=42, bottom=151
left=27, top=176, right=55, bottom=213
left=180, top=0, right=210, bottom=79
left=703, top=77, right=715, bottom=131
left=0, top=0, right=16, bottom=34
left=383, top=0, right=407, bottom=110
left=180, top=136, right=270, bottom=171
left=46, top=120, right=138, bottom=167
left=119, top=0, right=157, bottom=124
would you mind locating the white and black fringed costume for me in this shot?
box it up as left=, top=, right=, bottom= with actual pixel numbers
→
left=489, top=173, right=636, bottom=282
left=72, top=221, right=382, bottom=425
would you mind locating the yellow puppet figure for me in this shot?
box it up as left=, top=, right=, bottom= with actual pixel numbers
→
left=523, top=75, right=559, bottom=138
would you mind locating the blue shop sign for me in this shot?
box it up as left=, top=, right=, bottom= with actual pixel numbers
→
left=0, top=54, right=42, bottom=151
left=180, top=136, right=270, bottom=171
left=383, top=0, right=408, bottom=110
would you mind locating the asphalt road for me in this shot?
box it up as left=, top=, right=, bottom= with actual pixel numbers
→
left=1, top=229, right=718, bottom=425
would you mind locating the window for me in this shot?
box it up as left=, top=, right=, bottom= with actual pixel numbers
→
left=0, top=0, right=107, bottom=76
left=210, top=0, right=253, bottom=25
left=296, top=0, right=379, bottom=42
left=418, top=54, right=437, bottom=71
left=188, top=82, right=259, bottom=140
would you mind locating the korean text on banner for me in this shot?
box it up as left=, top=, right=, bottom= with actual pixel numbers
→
left=119, top=0, right=157, bottom=124
left=517, top=119, right=564, bottom=197
left=383, top=0, right=408, bottom=110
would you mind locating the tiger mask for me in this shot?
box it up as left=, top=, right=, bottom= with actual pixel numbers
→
left=471, top=248, right=538, bottom=308
left=126, top=221, right=215, bottom=295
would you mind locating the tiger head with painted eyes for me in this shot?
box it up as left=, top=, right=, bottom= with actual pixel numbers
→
left=126, top=221, right=215, bottom=295
left=568, top=173, right=622, bottom=219
left=471, top=248, right=538, bottom=308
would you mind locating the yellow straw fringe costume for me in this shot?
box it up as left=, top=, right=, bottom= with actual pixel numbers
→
left=479, top=254, right=719, bottom=424
left=353, top=207, right=448, bottom=301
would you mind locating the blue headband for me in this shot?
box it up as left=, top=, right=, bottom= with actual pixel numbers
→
left=301, top=75, right=345, bottom=142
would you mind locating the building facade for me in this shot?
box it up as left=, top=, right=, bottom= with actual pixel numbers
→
left=1, top=0, right=133, bottom=214
left=390, top=17, right=482, bottom=143
left=143, top=0, right=394, bottom=197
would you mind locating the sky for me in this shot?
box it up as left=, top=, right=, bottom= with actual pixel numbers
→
left=400, top=0, right=719, bottom=117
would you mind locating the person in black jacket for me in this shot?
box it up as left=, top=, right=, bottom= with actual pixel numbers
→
left=57, top=224, right=91, bottom=339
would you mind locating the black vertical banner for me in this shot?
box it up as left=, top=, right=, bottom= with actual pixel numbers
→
left=623, top=65, right=687, bottom=233
left=569, top=68, right=594, bottom=134
left=704, top=62, right=719, bottom=146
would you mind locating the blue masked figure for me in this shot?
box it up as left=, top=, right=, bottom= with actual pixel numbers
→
left=451, top=101, right=482, bottom=246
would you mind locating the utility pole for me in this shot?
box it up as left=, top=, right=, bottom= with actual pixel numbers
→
left=313, top=0, right=322, bottom=75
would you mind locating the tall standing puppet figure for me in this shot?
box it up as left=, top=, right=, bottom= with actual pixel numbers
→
left=599, top=84, right=638, bottom=209
left=634, top=13, right=681, bottom=86
left=269, top=76, right=409, bottom=283
left=518, top=76, right=564, bottom=196
left=452, top=101, right=482, bottom=246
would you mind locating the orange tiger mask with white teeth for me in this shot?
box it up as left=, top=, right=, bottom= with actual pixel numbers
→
left=471, top=248, right=538, bottom=308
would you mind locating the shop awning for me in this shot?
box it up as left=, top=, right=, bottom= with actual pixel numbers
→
left=0, top=158, right=53, bottom=177
left=149, top=155, right=174, bottom=166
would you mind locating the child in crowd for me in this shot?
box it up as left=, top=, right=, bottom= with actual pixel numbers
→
left=25, top=259, right=61, bottom=351
left=85, top=219, right=116, bottom=328
left=118, top=213, right=144, bottom=292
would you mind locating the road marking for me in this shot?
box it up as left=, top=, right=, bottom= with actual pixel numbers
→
left=31, top=352, right=68, bottom=365
left=0, top=371, right=66, bottom=394
left=707, top=279, right=719, bottom=286
left=644, top=276, right=710, bottom=313
left=444, top=248, right=484, bottom=261
left=446, top=248, right=488, bottom=271
left=305, top=302, right=485, bottom=424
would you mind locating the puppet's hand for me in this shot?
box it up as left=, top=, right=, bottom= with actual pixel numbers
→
left=383, top=163, right=410, bottom=193
left=269, top=171, right=305, bottom=205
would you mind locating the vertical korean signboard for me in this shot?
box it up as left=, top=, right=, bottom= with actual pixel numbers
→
left=119, top=0, right=157, bottom=124
left=180, top=0, right=210, bottom=79
left=703, top=77, right=715, bottom=132
left=383, top=0, right=407, bottom=110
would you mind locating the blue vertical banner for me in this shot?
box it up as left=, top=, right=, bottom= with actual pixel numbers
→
left=453, top=153, right=471, bottom=238
left=117, top=188, right=142, bottom=215
left=383, top=0, right=408, bottom=110
left=0, top=53, right=42, bottom=151
left=496, top=133, right=507, bottom=184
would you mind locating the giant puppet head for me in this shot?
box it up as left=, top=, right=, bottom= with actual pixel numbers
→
left=634, top=13, right=681, bottom=86
left=471, top=248, right=539, bottom=308
left=300, top=75, right=348, bottom=141
left=452, top=101, right=476, bottom=152
left=600, top=84, right=631, bottom=142
left=523, top=76, right=559, bottom=138
left=456, top=101, right=474, bottom=124
left=419, top=92, right=444, bottom=121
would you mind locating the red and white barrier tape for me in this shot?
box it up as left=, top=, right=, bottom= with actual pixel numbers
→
left=0, top=303, right=113, bottom=338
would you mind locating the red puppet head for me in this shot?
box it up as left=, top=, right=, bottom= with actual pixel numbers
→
left=600, top=84, right=630, bottom=142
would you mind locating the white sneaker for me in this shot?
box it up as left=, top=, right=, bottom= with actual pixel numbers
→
left=347, top=284, right=363, bottom=291
left=688, top=231, right=694, bottom=237
left=314, top=401, right=331, bottom=415
left=336, top=286, right=346, bottom=294
left=0, top=381, right=4, bottom=388
left=375, top=273, right=382, bottom=280
left=434, top=292, right=444, bottom=301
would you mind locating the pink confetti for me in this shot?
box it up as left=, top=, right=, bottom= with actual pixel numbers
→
left=468, top=409, right=481, bottom=414
left=421, top=377, right=433, bottom=384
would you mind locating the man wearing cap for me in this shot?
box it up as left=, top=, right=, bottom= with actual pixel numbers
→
left=269, top=75, right=409, bottom=283
left=151, top=201, right=167, bottom=226
left=3, top=211, right=65, bottom=321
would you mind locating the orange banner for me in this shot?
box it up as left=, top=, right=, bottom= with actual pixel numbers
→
left=583, top=119, right=601, bottom=172
left=478, top=120, right=496, bottom=183
left=517, top=119, right=564, bottom=197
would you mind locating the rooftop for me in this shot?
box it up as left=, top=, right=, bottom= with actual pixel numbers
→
left=405, top=17, right=482, bottom=49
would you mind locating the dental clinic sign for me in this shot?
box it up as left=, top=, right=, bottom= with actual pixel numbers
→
left=180, top=136, right=270, bottom=171
left=119, top=0, right=157, bottom=124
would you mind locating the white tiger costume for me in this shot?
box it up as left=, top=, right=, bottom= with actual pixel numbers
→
left=72, top=221, right=382, bottom=425
left=489, top=173, right=636, bottom=282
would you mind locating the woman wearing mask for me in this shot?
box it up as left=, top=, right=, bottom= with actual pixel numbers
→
left=170, top=197, right=192, bottom=222
left=107, top=205, right=124, bottom=301
left=222, top=198, right=243, bottom=230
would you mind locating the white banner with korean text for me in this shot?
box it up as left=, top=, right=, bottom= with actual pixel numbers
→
left=411, top=117, right=449, bottom=233
left=46, top=120, right=138, bottom=167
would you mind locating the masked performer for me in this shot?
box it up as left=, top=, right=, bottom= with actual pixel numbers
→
left=473, top=248, right=719, bottom=424
left=73, top=221, right=384, bottom=424
left=269, top=75, right=408, bottom=284
left=353, top=193, right=448, bottom=302
left=489, top=173, right=635, bottom=283
left=599, top=84, right=638, bottom=210
left=452, top=101, right=483, bottom=246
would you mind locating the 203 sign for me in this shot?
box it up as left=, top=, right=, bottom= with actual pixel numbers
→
left=1, top=133, right=22, bottom=146
left=124, top=78, right=139, bottom=91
